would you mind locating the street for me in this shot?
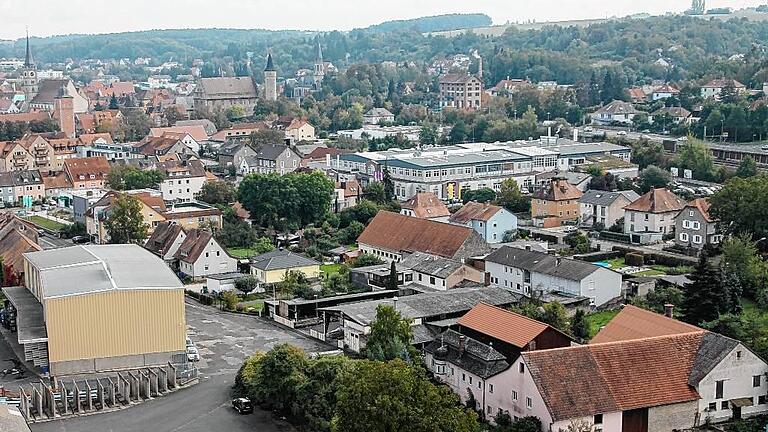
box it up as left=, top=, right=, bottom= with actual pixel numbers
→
left=30, top=299, right=332, bottom=432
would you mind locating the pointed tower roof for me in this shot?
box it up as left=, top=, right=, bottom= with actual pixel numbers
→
left=24, top=29, right=34, bottom=68
left=316, top=42, right=323, bottom=63
left=264, top=52, right=276, bottom=72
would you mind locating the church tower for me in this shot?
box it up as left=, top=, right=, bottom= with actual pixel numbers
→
left=313, top=42, right=325, bottom=89
left=264, top=51, right=277, bottom=101
left=21, top=30, right=39, bottom=104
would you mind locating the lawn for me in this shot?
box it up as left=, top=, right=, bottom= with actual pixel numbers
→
left=321, top=264, right=343, bottom=276
left=27, top=216, right=66, bottom=231
left=605, top=257, right=627, bottom=269
left=227, top=248, right=259, bottom=259
left=585, top=310, right=620, bottom=339
left=239, top=299, right=264, bottom=313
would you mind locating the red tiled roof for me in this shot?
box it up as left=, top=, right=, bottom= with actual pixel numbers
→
left=43, top=172, right=73, bottom=190
left=590, top=305, right=703, bottom=344
left=458, top=303, right=550, bottom=348
left=524, top=333, right=704, bottom=421
left=150, top=125, right=208, bottom=142
left=78, top=133, right=114, bottom=145
left=64, top=156, right=110, bottom=182
left=533, top=178, right=583, bottom=202
left=628, top=88, right=646, bottom=100
left=450, top=201, right=503, bottom=224
left=400, top=192, right=450, bottom=219
left=683, top=198, right=714, bottom=223
left=0, top=112, right=51, bottom=123
left=624, top=188, right=686, bottom=213
left=357, top=211, right=474, bottom=259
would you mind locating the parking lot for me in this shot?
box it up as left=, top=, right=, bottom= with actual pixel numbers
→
left=31, top=298, right=332, bottom=432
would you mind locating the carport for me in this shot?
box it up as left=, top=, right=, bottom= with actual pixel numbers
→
left=2, top=286, right=49, bottom=372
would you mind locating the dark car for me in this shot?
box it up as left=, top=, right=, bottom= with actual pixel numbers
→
left=232, top=398, right=253, bottom=414
left=71, top=235, right=90, bottom=244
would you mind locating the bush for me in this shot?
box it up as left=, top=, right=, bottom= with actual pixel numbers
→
left=235, top=304, right=246, bottom=312
left=222, top=290, right=240, bottom=310
left=625, top=252, right=645, bottom=267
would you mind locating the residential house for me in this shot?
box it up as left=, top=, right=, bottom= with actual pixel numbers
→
left=531, top=178, right=583, bottom=228
left=318, top=286, right=520, bottom=353
left=0, top=170, right=45, bottom=206
left=134, top=133, right=198, bottom=159
left=175, top=229, right=237, bottom=278
left=175, top=119, right=217, bottom=136
left=75, top=110, right=122, bottom=134
left=209, top=122, right=269, bottom=143
left=628, top=87, right=647, bottom=103
left=193, top=77, right=258, bottom=113
left=449, top=201, right=517, bottom=244
left=488, top=78, right=530, bottom=97
left=150, top=125, right=208, bottom=148
left=424, top=303, right=572, bottom=407
left=701, top=79, right=747, bottom=99
left=484, top=246, right=622, bottom=306
left=332, top=179, right=361, bottom=212
left=273, top=117, right=316, bottom=143
left=590, top=100, right=639, bottom=125
left=0, top=214, right=40, bottom=284
left=157, top=159, right=208, bottom=202
left=675, top=198, right=721, bottom=250
left=239, top=144, right=301, bottom=175
left=652, top=106, right=692, bottom=125
left=651, top=84, right=680, bottom=101
left=63, top=156, right=110, bottom=189
left=363, top=108, right=395, bottom=125
left=439, top=74, right=484, bottom=110
left=217, top=142, right=256, bottom=170
left=144, top=221, right=187, bottom=262
left=400, top=192, right=451, bottom=220
left=624, top=188, right=686, bottom=238
left=357, top=211, right=491, bottom=263
left=578, top=190, right=640, bottom=229
left=399, top=252, right=485, bottom=291
left=250, top=250, right=321, bottom=284
left=534, top=171, right=591, bottom=192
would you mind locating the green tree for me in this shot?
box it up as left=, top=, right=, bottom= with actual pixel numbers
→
left=496, top=178, right=530, bottom=213
left=253, top=237, right=276, bottom=254
left=352, top=253, right=384, bottom=268
left=710, top=175, right=768, bottom=241
left=735, top=156, right=758, bottom=178
left=221, top=290, right=240, bottom=310
left=419, top=123, right=439, bottom=145
left=195, top=180, right=236, bottom=205
left=631, top=140, right=665, bottom=169
left=462, top=188, right=496, bottom=204
left=570, top=309, right=589, bottom=341
left=363, top=182, right=387, bottom=205
left=235, top=275, right=258, bottom=295
left=244, top=344, right=309, bottom=414
left=639, top=165, right=671, bottom=192
left=332, top=360, right=480, bottom=432
left=104, top=193, right=148, bottom=244
left=109, top=94, right=119, bottom=110
left=225, top=105, right=247, bottom=121
left=216, top=216, right=257, bottom=248
left=540, top=301, right=569, bottom=332
left=364, top=304, right=414, bottom=362
left=276, top=270, right=311, bottom=299
left=388, top=261, right=398, bottom=290
left=682, top=253, right=724, bottom=325
left=721, top=234, right=766, bottom=301
left=675, top=138, right=715, bottom=181
left=249, top=129, right=285, bottom=148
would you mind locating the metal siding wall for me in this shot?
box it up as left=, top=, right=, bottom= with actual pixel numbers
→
left=46, top=289, right=186, bottom=363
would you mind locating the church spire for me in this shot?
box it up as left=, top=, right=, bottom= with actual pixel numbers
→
left=264, top=51, right=276, bottom=72
left=316, top=41, right=323, bottom=64
left=24, top=28, right=34, bottom=68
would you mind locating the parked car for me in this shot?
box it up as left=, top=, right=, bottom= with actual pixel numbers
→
left=232, top=398, right=253, bottom=414
left=186, top=337, right=194, bottom=348
left=187, top=346, right=200, bottom=362
left=617, top=131, right=627, bottom=136
left=71, top=235, right=90, bottom=244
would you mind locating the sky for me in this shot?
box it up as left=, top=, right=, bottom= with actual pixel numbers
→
left=0, top=0, right=763, bottom=40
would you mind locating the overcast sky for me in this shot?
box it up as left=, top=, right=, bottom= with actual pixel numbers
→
left=0, top=0, right=761, bottom=40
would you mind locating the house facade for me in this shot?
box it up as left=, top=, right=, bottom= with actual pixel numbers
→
left=239, top=144, right=301, bottom=175
left=449, top=201, right=518, bottom=243
left=249, top=250, right=321, bottom=284
left=0, top=170, right=45, bottom=206
left=217, top=142, right=256, bottom=169
left=675, top=198, right=720, bottom=249
left=175, top=229, right=237, bottom=279
left=531, top=178, right=583, bottom=228
left=438, top=74, right=483, bottom=110
left=624, top=188, right=686, bottom=237
left=63, top=156, right=110, bottom=189
left=157, top=159, right=208, bottom=202
left=590, top=100, right=639, bottom=125
left=579, top=190, right=639, bottom=229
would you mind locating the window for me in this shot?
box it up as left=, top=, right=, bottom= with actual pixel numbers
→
left=721, top=401, right=729, bottom=410
left=526, top=397, right=532, bottom=409
left=754, top=375, right=762, bottom=388
left=683, top=220, right=690, bottom=229
left=511, top=390, right=518, bottom=401
left=487, top=405, right=492, bottom=414
left=708, top=402, right=717, bottom=411
left=679, top=233, right=689, bottom=242
left=205, top=252, right=209, bottom=258
left=693, top=235, right=702, bottom=244
left=477, top=381, right=481, bottom=389
left=519, top=363, right=525, bottom=373
left=760, top=395, right=766, bottom=405
left=469, top=376, right=473, bottom=385
left=462, top=373, right=466, bottom=382
left=594, top=414, right=603, bottom=425
left=716, top=380, right=724, bottom=399
left=430, top=276, right=435, bottom=285
left=489, top=384, right=494, bottom=394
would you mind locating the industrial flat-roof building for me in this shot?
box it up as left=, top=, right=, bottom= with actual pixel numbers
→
left=3, top=244, right=186, bottom=376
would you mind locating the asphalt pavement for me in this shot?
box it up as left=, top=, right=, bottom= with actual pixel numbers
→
left=31, top=299, right=332, bottom=432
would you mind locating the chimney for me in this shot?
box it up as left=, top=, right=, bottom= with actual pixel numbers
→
left=458, top=335, right=466, bottom=356
left=664, top=304, right=674, bottom=318
left=525, top=245, right=532, bottom=251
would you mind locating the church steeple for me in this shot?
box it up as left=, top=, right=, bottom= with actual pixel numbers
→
left=264, top=52, right=276, bottom=72
left=24, top=29, right=34, bottom=68
left=316, top=42, right=323, bottom=64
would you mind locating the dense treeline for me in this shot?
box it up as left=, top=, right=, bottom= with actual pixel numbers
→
left=363, top=13, right=492, bottom=33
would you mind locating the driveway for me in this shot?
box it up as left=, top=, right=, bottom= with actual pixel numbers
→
left=31, top=299, right=332, bottom=432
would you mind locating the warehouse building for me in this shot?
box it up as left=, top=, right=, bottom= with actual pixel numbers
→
left=2, top=244, right=186, bottom=376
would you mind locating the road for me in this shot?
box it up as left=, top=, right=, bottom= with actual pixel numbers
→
left=31, top=299, right=332, bottom=432
left=37, top=233, right=72, bottom=250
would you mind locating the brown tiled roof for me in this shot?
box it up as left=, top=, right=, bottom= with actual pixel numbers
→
left=682, top=198, right=714, bottom=223
left=590, top=305, right=703, bottom=344
left=156, top=159, right=206, bottom=178
left=78, top=133, right=114, bottom=145
left=458, top=303, right=551, bottom=348
left=524, top=333, right=703, bottom=421
left=150, top=125, right=208, bottom=142
left=0, top=228, right=41, bottom=274
left=64, top=156, right=110, bottom=182
left=357, top=211, right=474, bottom=259
left=232, top=202, right=251, bottom=220
left=336, top=179, right=361, bottom=198
left=439, top=74, right=481, bottom=84
left=136, top=136, right=182, bottom=156
left=400, top=192, right=450, bottom=219
left=628, top=88, right=646, bottom=100
left=703, top=78, right=745, bottom=89
left=450, top=201, right=503, bottom=224
left=42, top=172, right=73, bottom=190
left=198, top=77, right=258, bottom=99
left=533, top=178, right=583, bottom=202
left=624, top=188, right=686, bottom=213
left=174, top=228, right=216, bottom=264
left=144, top=221, right=184, bottom=256
left=306, top=146, right=342, bottom=160
left=29, top=79, right=70, bottom=105
left=653, top=84, right=680, bottom=94
left=0, top=111, right=51, bottom=123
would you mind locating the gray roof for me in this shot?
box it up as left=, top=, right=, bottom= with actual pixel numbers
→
left=257, top=144, right=291, bottom=161
left=689, top=333, right=740, bottom=386
left=197, top=77, right=257, bottom=99
left=23, top=245, right=183, bottom=299
left=593, top=100, right=639, bottom=116
left=176, top=119, right=217, bottom=135
left=485, top=247, right=605, bottom=282
left=0, top=169, right=43, bottom=187
left=400, top=252, right=464, bottom=278
left=558, top=142, right=629, bottom=157
left=217, top=142, right=247, bottom=156
left=579, top=190, right=640, bottom=206
left=250, top=250, right=320, bottom=271
left=536, top=171, right=591, bottom=185
left=319, top=286, right=520, bottom=326
left=424, top=329, right=510, bottom=379
left=0, top=405, right=30, bottom=432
